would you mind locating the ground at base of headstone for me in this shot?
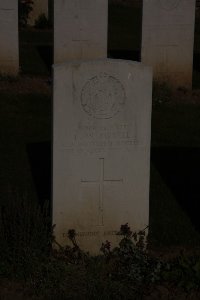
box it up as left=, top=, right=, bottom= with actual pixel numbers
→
left=0, top=75, right=52, bottom=95
left=0, top=225, right=200, bottom=300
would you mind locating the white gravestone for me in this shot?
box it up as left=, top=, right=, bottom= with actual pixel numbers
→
left=0, top=0, right=19, bottom=75
left=54, top=0, right=108, bottom=63
left=53, top=59, right=152, bottom=253
left=141, top=0, right=196, bottom=88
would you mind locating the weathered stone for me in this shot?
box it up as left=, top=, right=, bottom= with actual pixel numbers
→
left=142, top=0, right=196, bottom=88
left=54, top=0, right=108, bottom=63
left=53, top=59, right=152, bottom=253
left=0, top=0, right=19, bottom=75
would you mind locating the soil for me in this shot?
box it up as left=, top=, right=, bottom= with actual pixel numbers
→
left=170, top=88, right=200, bottom=105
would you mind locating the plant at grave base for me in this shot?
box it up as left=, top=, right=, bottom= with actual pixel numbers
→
left=152, top=80, right=172, bottom=105
left=161, top=251, right=200, bottom=294
left=0, top=190, right=52, bottom=279
left=100, top=240, right=111, bottom=258
left=118, top=223, right=149, bottom=251
left=100, top=223, right=162, bottom=294
left=18, top=0, right=33, bottom=27
left=68, top=229, right=78, bottom=247
left=52, top=228, right=88, bottom=265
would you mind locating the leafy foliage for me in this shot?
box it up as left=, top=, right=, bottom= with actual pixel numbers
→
left=153, top=81, right=172, bottom=105
left=1, top=210, right=200, bottom=299
left=18, top=0, right=33, bottom=27
left=52, top=228, right=89, bottom=265
left=162, top=251, right=200, bottom=293
left=34, top=13, right=50, bottom=29
left=100, top=224, right=162, bottom=297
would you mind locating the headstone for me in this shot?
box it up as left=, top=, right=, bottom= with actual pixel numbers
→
left=54, top=0, right=108, bottom=63
left=0, top=0, right=19, bottom=75
left=141, top=0, right=196, bottom=88
left=53, top=59, right=152, bottom=253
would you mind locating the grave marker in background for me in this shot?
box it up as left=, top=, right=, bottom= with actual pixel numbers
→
left=0, top=0, right=19, bottom=75
left=53, top=59, right=152, bottom=253
left=54, top=0, right=108, bottom=63
left=142, top=0, right=196, bottom=88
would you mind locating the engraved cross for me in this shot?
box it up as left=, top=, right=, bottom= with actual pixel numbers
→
left=81, top=158, right=123, bottom=226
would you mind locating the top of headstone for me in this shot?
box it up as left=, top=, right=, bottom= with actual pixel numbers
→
left=53, top=58, right=152, bottom=72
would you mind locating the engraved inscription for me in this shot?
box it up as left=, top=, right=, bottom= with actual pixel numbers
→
left=72, top=122, right=137, bottom=151
left=62, top=230, right=120, bottom=237
left=81, top=73, right=126, bottom=119
left=76, top=231, right=99, bottom=237
left=63, top=121, right=138, bottom=154
left=159, top=0, right=181, bottom=11
left=104, top=230, right=118, bottom=236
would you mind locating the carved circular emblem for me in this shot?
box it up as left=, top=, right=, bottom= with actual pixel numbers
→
left=159, top=0, right=181, bottom=11
left=81, top=73, right=126, bottom=119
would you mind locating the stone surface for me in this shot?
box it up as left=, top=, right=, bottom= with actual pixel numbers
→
left=53, top=59, right=152, bottom=253
left=0, top=0, right=19, bottom=75
left=28, top=0, right=48, bottom=26
left=141, top=0, right=196, bottom=88
left=54, top=0, right=108, bottom=63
